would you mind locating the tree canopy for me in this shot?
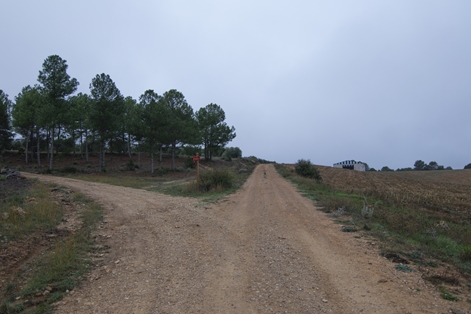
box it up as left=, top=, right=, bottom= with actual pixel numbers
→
left=89, top=73, right=124, bottom=171
left=163, top=89, right=198, bottom=169
left=196, top=103, right=236, bottom=161
left=37, top=55, right=79, bottom=169
left=0, top=90, right=13, bottom=151
left=3, top=54, right=237, bottom=172
left=138, top=90, right=169, bottom=172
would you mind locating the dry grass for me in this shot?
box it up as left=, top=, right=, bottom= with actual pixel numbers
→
left=1, top=183, right=63, bottom=240
left=276, top=164, right=471, bottom=273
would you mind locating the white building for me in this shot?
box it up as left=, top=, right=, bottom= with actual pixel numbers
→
left=333, top=160, right=366, bottom=171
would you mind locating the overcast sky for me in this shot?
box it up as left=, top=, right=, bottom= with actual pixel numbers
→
left=1, top=0, right=470, bottom=169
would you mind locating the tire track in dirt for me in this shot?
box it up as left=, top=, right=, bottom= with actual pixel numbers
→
left=23, top=167, right=467, bottom=313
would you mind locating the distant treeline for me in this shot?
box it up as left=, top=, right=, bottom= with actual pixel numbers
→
left=370, top=160, right=469, bottom=172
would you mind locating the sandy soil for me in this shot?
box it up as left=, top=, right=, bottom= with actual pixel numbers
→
left=23, top=165, right=469, bottom=313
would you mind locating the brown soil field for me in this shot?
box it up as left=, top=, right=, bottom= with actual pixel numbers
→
left=315, top=165, right=471, bottom=220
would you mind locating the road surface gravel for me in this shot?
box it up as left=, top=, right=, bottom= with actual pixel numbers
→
left=24, top=165, right=468, bottom=313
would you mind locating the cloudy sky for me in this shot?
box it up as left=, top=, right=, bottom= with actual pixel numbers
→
left=1, top=0, right=470, bottom=169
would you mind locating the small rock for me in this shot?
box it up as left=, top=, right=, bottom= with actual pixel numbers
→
left=10, top=206, right=26, bottom=217
left=341, top=226, right=357, bottom=232
left=322, top=299, right=328, bottom=303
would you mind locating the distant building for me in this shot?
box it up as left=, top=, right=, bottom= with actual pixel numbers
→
left=333, top=160, right=366, bottom=171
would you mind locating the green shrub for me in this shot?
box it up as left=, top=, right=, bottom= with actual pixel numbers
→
left=60, top=166, right=77, bottom=174
left=199, top=169, right=234, bottom=192
left=222, top=147, right=242, bottom=159
left=295, top=159, right=322, bottom=182
left=40, top=168, right=52, bottom=174
left=461, top=245, right=471, bottom=261
left=126, top=159, right=135, bottom=171
left=185, top=157, right=196, bottom=169
left=155, top=167, right=171, bottom=176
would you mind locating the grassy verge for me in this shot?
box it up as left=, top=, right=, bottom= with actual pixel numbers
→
left=58, top=167, right=195, bottom=189
left=275, top=164, right=471, bottom=275
left=150, top=167, right=255, bottom=201
left=1, top=183, right=61, bottom=241
left=63, top=159, right=258, bottom=202
left=0, top=183, right=103, bottom=314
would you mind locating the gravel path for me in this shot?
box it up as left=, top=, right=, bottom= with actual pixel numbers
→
left=24, top=165, right=468, bottom=313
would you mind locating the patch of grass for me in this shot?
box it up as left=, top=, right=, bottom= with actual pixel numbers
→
left=440, top=286, right=459, bottom=301
left=153, top=166, right=254, bottom=201
left=0, top=186, right=103, bottom=313
left=71, top=174, right=157, bottom=189
left=59, top=166, right=78, bottom=174
left=461, top=245, right=471, bottom=262
left=0, top=183, right=63, bottom=240
left=394, top=264, right=414, bottom=272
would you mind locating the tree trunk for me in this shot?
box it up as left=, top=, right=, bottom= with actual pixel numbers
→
left=30, top=131, right=34, bottom=162
left=72, top=130, right=76, bottom=157
left=98, top=140, right=103, bottom=172
left=85, top=129, right=89, bottom=163
left=137, top=141, right=141, bottom=169
left=151, top=146, right=154, bottom=174
left=46, top=130, right=50, bottom=162
left=49, top=127, right=54, bottom=170
left=171, top=142, right=176, bottom=170
left=36, top=129, right=41, bottom=168
left=56, top=126, right=61, bottom=155
left=159, top=145, right=163, bottom=162
left=100, top=139, right=106, bottom=171
left=204, top=139, right=209, bottom=161
left=80, top=127, right=83, bottom=159
left=127, top=134, right=132, bottom=159
left=102, top=149, right=105, bottom=170
left=122, top=132, right=126, bottom=156
left=25, top=130, right=29, bottom=164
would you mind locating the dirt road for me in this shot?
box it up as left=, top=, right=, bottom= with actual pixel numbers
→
left=24, top=165, right=467, bottom=313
